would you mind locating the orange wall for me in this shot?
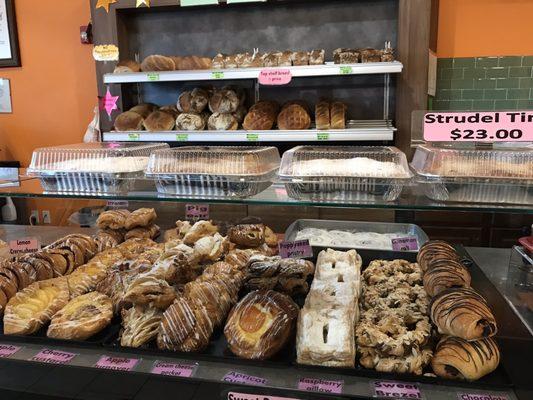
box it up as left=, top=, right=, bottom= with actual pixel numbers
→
left=0, top=0, right=96, bottom=166
left=438, top=0, right=533, bottom=58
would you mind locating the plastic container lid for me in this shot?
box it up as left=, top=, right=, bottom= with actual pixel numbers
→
left=279, top=146, right=412, bottom=179
left=27, top=142, right=169, bottom=175
left=145, top=146, right=281, bottom=177
left=411, top=144, right=533, bottom=181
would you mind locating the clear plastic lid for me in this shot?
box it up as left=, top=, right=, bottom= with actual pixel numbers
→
left=411, top=144, right=533, bottom=181
left=279, top=146, right=412, bottom=179
left=146, top=146, right=281, bottom=177
left=27, top=142, right=169, bottom=175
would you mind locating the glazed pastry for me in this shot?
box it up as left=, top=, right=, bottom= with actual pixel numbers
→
left=291, top=51, right=309, bottom=66
left=47, top=292, right=113, bottom=341
left=177, top=89, right=209, bottom=114
left=183, top=220, right=218, bottom=245
left=124, top=208, right=157, bottom=230
left=360, top=48, right=383, bottom=63
left=333, top=48, right=360, bottom=64
left=123, top=276, right=177, bottom=310
left=277, top=104, right=311, bottom=130
left=431, top=336, right=500, bottom=380
left=209, top=90, right=239, bottom=114
left=17, top=254, right=54, bottom=281
left=4, top=278, right=70, bottom=335
left=208, top=112, right=239, bottom=130
left=120, top=305, right=163, bottom=348
left=140, top=55, right=175, bottom=72
left=125, top=224, right=160, bottom=241
left=423, top=259, right=471, bottom=297
left=143, top=111, right=175, bottom=131
left=330, top=101, right=346, bottom=129
left=1, top=261, right=30, bottom=293
left=157, top=293, right=214, bottom=352
left=114, top=60, right=141, bottom=74
left=93, top=230, right=122, bottom=253
left=67, top=261, right=109, bottom=298
left=97, top=209, right=131, bottom=230
left=129, top=104, right=158, bottom=118
left=315, top=101, right=331, bottom=130
left=359, top=346, right=433, bottom=376
left=175, top=113, right=206, bottom=131
left=183, top=279, right=232, bottom=328
left=224, top=290, right=299, bottom=360
left=193, top=233, right=229, bottom=263
left=417, top=240, right=461, bottom=272
left=228, top=224, right=265, bottom=247
left=309, top=49, right=325, bottom=65
left=115, top=112, right=144, bottom=132
left=430, top=288, right=497, bottom=340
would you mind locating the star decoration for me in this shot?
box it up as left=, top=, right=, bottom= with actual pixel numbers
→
left=136, top=0, right=151, bottom=7
left=96, top=0, right=117, bottom=13
left=100, top=88, right=119, bottom=117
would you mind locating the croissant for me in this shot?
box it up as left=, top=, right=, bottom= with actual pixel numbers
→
left=224, top=290, right=299, bottom=360
left=423, top=259, right=471, bottom=297
left=430, top=288, right=497, bottom=340
left=431, top=336, right=500, bottom=380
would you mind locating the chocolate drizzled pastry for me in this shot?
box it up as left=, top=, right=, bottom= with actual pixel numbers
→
left=430, top=288, right=497, bottom=340
left=423, top=259, right=471, bottom=297
left=417, top=240, right=461, bottom=272
left=431, top=336, right=500, bottom=381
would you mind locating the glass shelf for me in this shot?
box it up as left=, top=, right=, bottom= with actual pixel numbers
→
left=0, top=176, right=531, bottom=214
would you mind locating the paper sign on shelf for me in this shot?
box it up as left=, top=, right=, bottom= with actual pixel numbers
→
left=186, top=204, right=209, bottom=221
left=258, top=69, right=292, bottom=85
left=176, top=133, right=189, bottom=142
left=246, top=133, right=259, bottom=142
left=106, top=200, right=129, bottom=209
left=212, top=71, right=225, bottom=79
left=93, top=44, right=119, bottom=62
left=181, top=0, right=218, bottom=7
left=151, top=361, right=197, bottom=377
left=339, top=66, right=353, bottom=74
left=147, top=73, right=160, bottom=81
left=457, top=393, right=509, bottom=400
left=222, top=371, right=267, bottom=386
left=31, top=349, right=77, bottom=365
left=298, top=378, right=343, bottom=394
left=0, top=344, right=21, bottom=358
left=279, top=240, right=313, bottom=259
left=317, top=132, right=330, bottom=141
left=373, top=381, right=422, bottom=399
left=9, top=237, right=40, bottom=256
left=95, top=355, right=140, bottom=371
left=391, top=237, right=419, bottom=251
left=423, top=111, right=533, bottom=142
left=227, top=393, right=297, bottom=400
left=128, top=133, right=140, bottom=141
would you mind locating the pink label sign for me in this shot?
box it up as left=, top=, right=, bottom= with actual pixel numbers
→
left=457, top=394, right=509, bottom=400
left=391, top=237, right=419, bottom=251
left=31, top=349, right=77, bottom=365
left=9, top=237, right=40, bottom=256
left=186, top=204, right=209, bottom=221
left=279, top=239, right=313, bottom=259
left=95, top=355, right=139, bottom=371
left=151, top=360, right=197, bottom=377
left=298, top=377, right=343, bottom=394
left=228, top=393, right=298, bottom=400
left=424, top=111, right=533, bottom=142
left=259, top=69, right=292, bottom=85
left=0, top=344, right=21, bottom=358
left=222, top=371, right=267, bottom=386
left=374, top=381, right=422, bottom=399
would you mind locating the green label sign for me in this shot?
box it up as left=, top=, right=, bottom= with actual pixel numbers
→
left=147, top=73, right=160, bottom=81
left=212, top=71, right=224, bottom=79
left=246, top=133, right=259, bottom=142
left=128, top=133, right=140, bottom=141
left=339, top=66, right=353, bottom=75
left=176, top=133, right=189, bottom=142
left=317, top=132, right=330, bottom=141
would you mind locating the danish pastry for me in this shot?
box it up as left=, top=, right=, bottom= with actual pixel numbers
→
left=123, top=276, right=177, bottom=310
left=228, top=224, right=265, bottom=247
left=120, top=305, right=163, bottom=348
left=67, top=261, right=109, bottom=298
left=224, top=290, right=299, bottom=360
left=124, top=208, right=157, bottom=230
left=47, top=292, right=113, bottom=341
left=97, top=209, right=131, bottom=230
left=125, top=224, right=160, bottom=241
left=183, top=220, right=218, bottom=245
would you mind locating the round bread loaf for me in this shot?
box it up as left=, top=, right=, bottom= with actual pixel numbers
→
left=209, top=89, right=239, bottom=113
left=129, top=104, right=158, bottom=118
left=177, top=88, right=209, bottom=113
left=232, top=106, right=247, bottom=123
left=277, top=104, right=311, bottom=130
left=159, top=105, right=180, bottom=118
left=140, top=55, right=175, bottom=72
left=243, top=109, right=276, bottom=131
left=208, top=113, right=239, bottom=130
left=114, top=60, right=141, bottom=74
left=176, top=113, right=207, bottom=131
left=249, top=100, right=280, bottom=116
left=115, top=111, right=144, bottom=132
left=143, top=111, right=175, bottom=131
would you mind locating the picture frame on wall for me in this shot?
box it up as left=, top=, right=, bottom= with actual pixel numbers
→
left=0, top=0, right=20, bottom=68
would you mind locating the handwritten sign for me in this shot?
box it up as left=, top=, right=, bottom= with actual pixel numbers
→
left=424, top=111, right=533, bottom=142
left=259, top=69, right=292, bottom=85
left=227, top=393, right=297, bottom=400
left=0, top=344, right=21, bottom=358
left=457, top=394, right=509, bottom=400
left=9, top=237, right=40, bottom=255
left=222, top=371, right=267, bottom=386
left=106, top=200, right=129, bottom=209
left=186, top=204, right=209, bottom=221
left=31, top=349, right=77, bottom=365
left=151, top=361, right=197, bottom=377
left=95, top=356, right=140, bottom=371
left=391, top=237, right=419, bottom=251
left=93, top=44, right=119, bottom=62
left=373, top=381, right=422, bottom=399
left=298, top=378, right=343, bottom=394
left=279, top=240, right=313, bottom=259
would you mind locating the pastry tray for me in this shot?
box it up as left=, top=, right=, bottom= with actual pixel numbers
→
left=411, top=144, right=533, bottom=204
left=284, top=219, right=429, bottom=253
left=279, top=146, right=413, bottom=202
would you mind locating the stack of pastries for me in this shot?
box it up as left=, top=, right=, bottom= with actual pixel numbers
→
left=418, top=241, right=500, bottom=381
left=96, top=208, right=160, bottom=243
left=356, top=259, right=433, bottom=375
left=297, top=249, right=361, bottom=367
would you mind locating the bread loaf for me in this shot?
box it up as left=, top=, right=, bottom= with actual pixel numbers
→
left=333, top=48, right=360, bottom=64
left=330, top=102, right=346, bottom=129
left=243, top=109, right=276, bottom=131
left=263, top=52, right=281, bottom=67
left=159, top=105, right=180, bottom=118
left=249, top=100, right=280, bottom=116
left=209, top=89, right=239, bottom=113
left=224, top=55, right=238, bottom=69
left=309, top=49, right=325, bottom=65
left=176, top=113, right=207, bottom=131
left=315, top=101, right=331, bottom=130
left=178, top=56, right=212, bottom=70
left=291, top=51, right=309, bottom=66
left=360, top=48, right=383, bottom=63
left=279, top=51, right=292, bottom=67
left=277, top=104, right=311, bottom=130
left=212, top=53, right=225, bottom=69
left=177, top=88, right=209, bottom=113
left=232, top=106, right=247, bottom=123
left=208, top=113, right=239, bottom=130
left=129, top=104, right=158, bottom=118
left=141, top=55, right=175, bottom=72
left=143, top=111, right=176, bottom=131
left=114, top=60, right=141, bottom=74
left=115, top=112, right=144, bottom=132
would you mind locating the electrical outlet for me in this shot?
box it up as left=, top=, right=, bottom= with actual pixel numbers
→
left=42, top=210, right=51, bottom=224
left=30, top=210, right=39, bottom=225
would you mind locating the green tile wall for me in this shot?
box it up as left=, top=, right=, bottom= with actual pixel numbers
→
left=434, top=56, right=533, bottom=111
